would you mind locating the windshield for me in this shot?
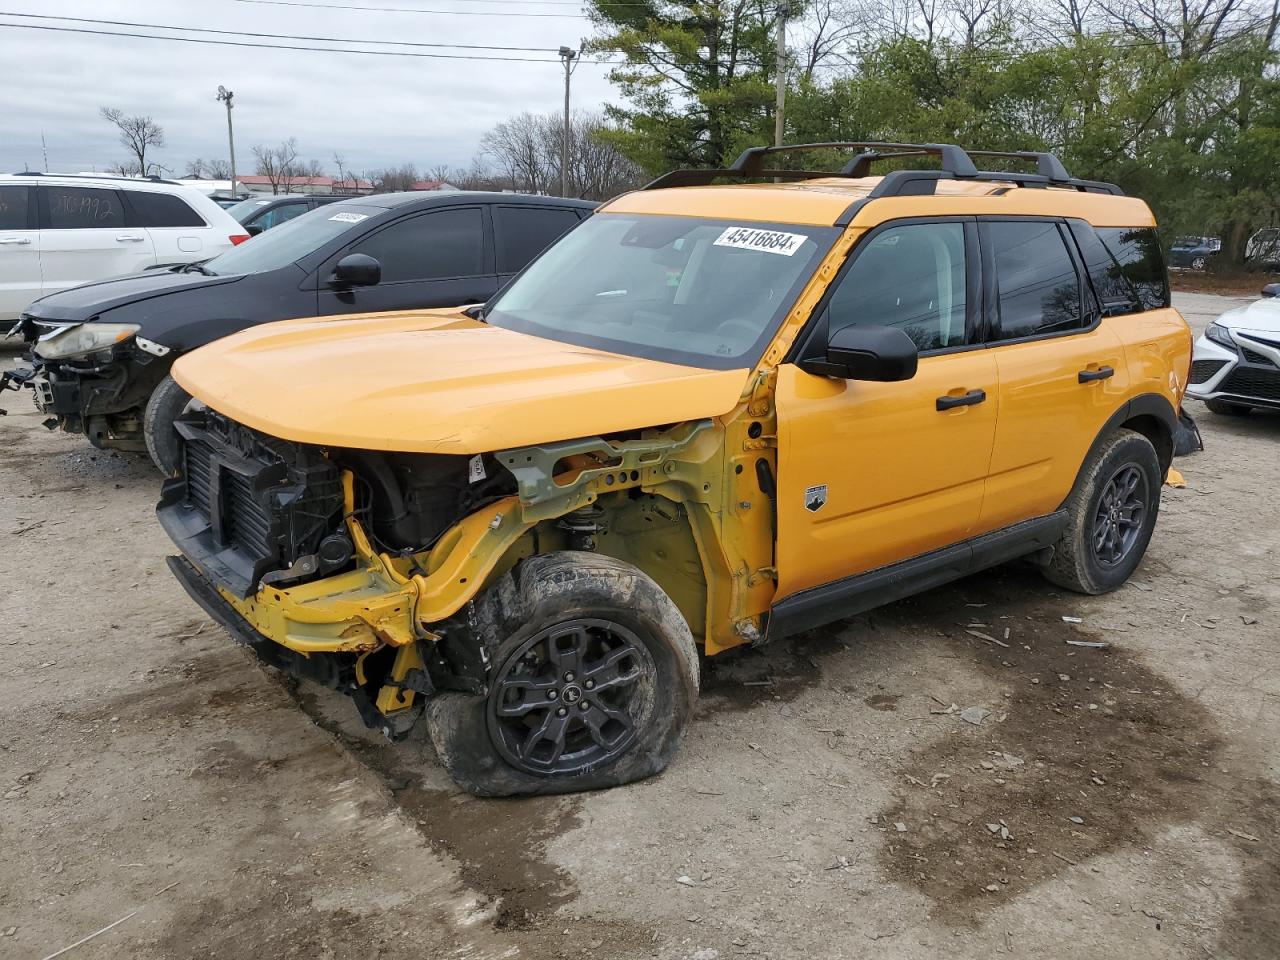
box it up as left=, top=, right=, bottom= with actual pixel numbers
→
left=226, top=198, right=273, bottom=222
left=203, top=204, right=380, bottom=276
left=485, top=214, right=838, bottom=369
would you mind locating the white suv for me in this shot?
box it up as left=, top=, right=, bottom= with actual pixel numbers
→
left=0, top=174, right=250, bottom=329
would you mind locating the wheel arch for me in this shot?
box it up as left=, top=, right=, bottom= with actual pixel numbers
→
left=1064, top=393, right=1176, bottom=510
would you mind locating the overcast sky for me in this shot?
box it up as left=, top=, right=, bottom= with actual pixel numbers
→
left=0, top=0, right=619, bottom=178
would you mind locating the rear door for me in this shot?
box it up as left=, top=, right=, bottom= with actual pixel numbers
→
left=316, top=205, right=494, bottom=315
left=493, top=204, right=585, bottom=285
left=37, top=184, right=156, bottom=296
left=0, top=184, right=40, bottom=322
left=126, top=189, right=213, bottom=263
left=976, top=218, right=1128, bottom=534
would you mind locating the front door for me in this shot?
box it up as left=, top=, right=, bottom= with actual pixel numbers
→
left=0, top=184, right=40, bottom=322
left=37, top=185, right=156, bottom=297
left=775, top=219, right=999, bottom=600
left=317, top=206, right=497, bottom=315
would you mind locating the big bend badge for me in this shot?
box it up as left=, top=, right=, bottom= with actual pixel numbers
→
left=804, top=484, right=828, bottom=513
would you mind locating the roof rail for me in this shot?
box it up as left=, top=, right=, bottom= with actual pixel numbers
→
left=7, top=171, right=181, bottom=186
left=640, top=141, right=1123, bottom=197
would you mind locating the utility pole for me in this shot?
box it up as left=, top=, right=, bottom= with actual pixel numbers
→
left=216, top=85, right=237, bottom=192
left=774, top=1, right=788, bottom=148
left=558, top=45, right=577, bottom=197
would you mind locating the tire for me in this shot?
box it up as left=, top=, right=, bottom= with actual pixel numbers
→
left=1204, top=398, right=1252, bottom=417
left=423, top=551, right=700, bottom=797
left=144, top=374, right=191, bottom=476
left=1043, top=429, right=1161, bottom=596
left=1191, top=256, right=1207, bottom=271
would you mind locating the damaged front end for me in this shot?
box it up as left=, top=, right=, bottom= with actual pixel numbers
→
left=1, top=316, right=167, bottom=449
left=159, top=405, right=757, bottom=740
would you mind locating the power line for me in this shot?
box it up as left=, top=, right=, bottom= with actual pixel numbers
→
left=230, top=0, right=586, bottom=18
left=0, top=21, right=575, bottom=60
left=0, top=11, right=562, bottom=51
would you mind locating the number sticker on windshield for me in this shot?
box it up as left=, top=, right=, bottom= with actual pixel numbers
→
left=328, top=212, right=368, bottom=223
left=713, top=226, right=807, bottom=256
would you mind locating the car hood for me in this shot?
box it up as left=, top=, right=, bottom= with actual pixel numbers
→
left=172, top=309, right=751, bottom=454
left=23, top=269, right=242, bottom=326
left=1216, top=297, right=1280, bottom=336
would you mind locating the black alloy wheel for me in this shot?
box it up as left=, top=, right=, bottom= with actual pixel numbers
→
left=1091, top=464, right=1148, bottom=567
left=487, top=618, right=655, bottom=776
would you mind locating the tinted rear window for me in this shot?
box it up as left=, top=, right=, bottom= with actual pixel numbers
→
left=129, top=191, right=206, bottom=228
left=494, top=205, right=582, bottom=273
left=988, top=220, right=1084, bottom=340
left=1099, top=227, right=1169, bottom=311
left=0, top=185, right=30, bottom=230
left=45, top=186, right=125, bottom=229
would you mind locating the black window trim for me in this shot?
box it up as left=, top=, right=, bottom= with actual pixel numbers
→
left=789, top=214, right=985, bottom=364
left=978, top=215, right=1100, bottom=348
left=0, top=183, right=36, bottom=230
left=492, top=202, right=586, bottom=276
left=35, top=183, right=129, bottom=231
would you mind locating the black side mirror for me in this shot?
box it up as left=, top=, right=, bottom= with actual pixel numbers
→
left=1261, top=282, right=1280, bottom=298
left=329, top=253, right=381, bottom=288
left=801, top=325, right=919, bottom=381
left=244, top=223, right=264, bottom=237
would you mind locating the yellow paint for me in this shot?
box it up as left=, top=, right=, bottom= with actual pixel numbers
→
left=171, top=172, right=1190, bottom=673
left=172, top=309, right=749, bottom=455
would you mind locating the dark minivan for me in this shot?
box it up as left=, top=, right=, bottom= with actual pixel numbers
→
left=2, top=191, right=594, bottom=472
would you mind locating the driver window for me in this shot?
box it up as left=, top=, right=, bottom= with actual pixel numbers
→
left=826, top=222, right=969, bottom=351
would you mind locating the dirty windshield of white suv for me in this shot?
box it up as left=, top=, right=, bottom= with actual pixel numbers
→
left=485, top=214, right=838, bottom=370
left=201, top=204, right=381, bottom=276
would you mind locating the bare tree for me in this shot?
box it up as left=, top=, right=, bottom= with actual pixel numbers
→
left=251, top=138, right=300, bottom=194
left=332, top=152, right=348, bottom=183
left=422, top=163, right=455, bottom=185
left=479, top=110, right=642, bottom=200
left=369, top=164, right=421, bottom=193
left=99, top=107, right=165, bottom=177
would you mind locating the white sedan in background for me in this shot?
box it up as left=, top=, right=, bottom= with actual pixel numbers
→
left=1185, top=283, right=1280, bottom=415
left=0, top=173, right=249, bottom=330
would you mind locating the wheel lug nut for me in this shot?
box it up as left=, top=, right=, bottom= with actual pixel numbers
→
left=584, top=679, right=595, bottom=690
left=579, top=701, right=590, bottom=711
left=557, top=707, right=567, bottom=717
left=564, top=671, right=575, bottom=682
left=547, top=689, right=558, bottom=700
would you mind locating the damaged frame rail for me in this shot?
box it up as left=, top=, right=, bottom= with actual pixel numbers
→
left=0, top=363, right=36, bottom=416
left=174, top=417, right=764, bottom=731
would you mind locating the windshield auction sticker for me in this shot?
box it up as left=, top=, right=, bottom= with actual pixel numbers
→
left=713, top=226, right=807, bottom=256
left=329, top=212, right=369, bottom=223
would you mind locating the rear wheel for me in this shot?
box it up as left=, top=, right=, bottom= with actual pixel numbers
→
left=424, top=552, right=699, bottom=797
left=1043, top=429, right=1161, bottom=595
left=1191, top=255, right=1207, bottom=270
left=144, top=374, right=190, bottom=476
left=1204, top=398, right=1252, bottom=416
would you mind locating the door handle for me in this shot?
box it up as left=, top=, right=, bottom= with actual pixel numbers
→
left=0, top=237, right=32, bottom=245
left=115, top=235, right=145, bottom=242
left=1078, top=365, right=1115, bottom=383
left=936, top=389, right=987, bottom=411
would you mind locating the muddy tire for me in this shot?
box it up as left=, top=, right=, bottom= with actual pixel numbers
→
left=144, top=374, right=190, bottom=476
left=1042, top=429, right=1161, bottom=596
left=1204, top=398, right=1252, bottom=417
left=424, top=551, right=700, bottom=797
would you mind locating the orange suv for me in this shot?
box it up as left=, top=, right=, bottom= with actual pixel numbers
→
left=158, top=143, right=1193, bottom=795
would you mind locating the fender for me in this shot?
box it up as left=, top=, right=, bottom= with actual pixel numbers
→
left=1062, top=392, right=1177, bottom=509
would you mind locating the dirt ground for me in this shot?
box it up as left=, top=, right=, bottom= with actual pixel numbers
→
left=1, top=291, right=1276, bottom=960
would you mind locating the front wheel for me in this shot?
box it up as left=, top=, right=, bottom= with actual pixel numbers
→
left=1042, top=429, right=1161, bottom=595
left=144, top=374, right=190, bottom=476
left=424, top=552, right=700, bottom=797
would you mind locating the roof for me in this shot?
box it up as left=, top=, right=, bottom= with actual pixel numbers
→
left=356, top=190, right=597, bottom=210
left=238, top=175, right=372, bottom=188
left=603, top=177, right=1155, bottom=228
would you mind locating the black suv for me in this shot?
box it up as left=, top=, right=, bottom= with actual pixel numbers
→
left=2, top=191, right=594, bottom=472
left=227, top=194, right=348, bottom=235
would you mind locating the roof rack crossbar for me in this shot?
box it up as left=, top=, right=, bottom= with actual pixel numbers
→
left=729, top=141, right=980, bottom=179
left=965, top=150, right=1072, bottom=183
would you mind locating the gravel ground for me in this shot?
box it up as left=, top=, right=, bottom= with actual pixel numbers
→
left=1, top=292, right=1276, bottom=960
